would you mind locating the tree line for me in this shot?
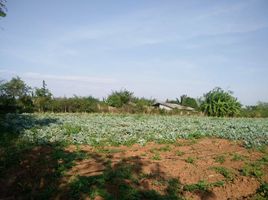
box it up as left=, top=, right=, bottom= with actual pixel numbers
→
left=0, top=76, right=267, bottom=117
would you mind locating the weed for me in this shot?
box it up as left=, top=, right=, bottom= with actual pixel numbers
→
left=214, top=155, right=226, bottom=163
left=185, top=157, right=195, bottom=164
left=176, top=151, right=185, bottom=156
left=259, top=155, right=268, bottom=163
left=184, top=180, right=224, bottom=192
left=257, top=182, right=268, bottom=198
left=231, top=153, right=246, bottom=161
left=62, top=124, right=82, bottom=136
left=241, top=162, right=263, bottom=178
left=188, top=132, right=204, bottom=139
left=158, top=145, right=171, bottom=152
left=150, top=145, right=171, bottom=153
left=152, top=153, right=161, bottom=160
left=211, top=166, right=235, bottom=181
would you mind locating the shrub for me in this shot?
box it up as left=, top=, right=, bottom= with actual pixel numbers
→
left=200, top=87, right=241, bottom=117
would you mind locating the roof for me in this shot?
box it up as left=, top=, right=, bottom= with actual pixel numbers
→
left=153, top=102, right=195, bottom=111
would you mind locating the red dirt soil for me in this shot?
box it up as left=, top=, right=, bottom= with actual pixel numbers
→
left=63, top=138, right=265, bottom=200
left=1, top=138, right=267, bottom=200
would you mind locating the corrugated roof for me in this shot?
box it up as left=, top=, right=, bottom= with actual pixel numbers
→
left=153, top=102, right=195, bottom=111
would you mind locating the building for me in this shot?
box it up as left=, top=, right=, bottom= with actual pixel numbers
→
left=152, top=102, right=195, bottom=111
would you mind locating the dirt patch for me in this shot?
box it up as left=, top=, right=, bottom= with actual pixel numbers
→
left=1, top=138, right=267, bottom=199
left=62, top=138, right=265, bottom=199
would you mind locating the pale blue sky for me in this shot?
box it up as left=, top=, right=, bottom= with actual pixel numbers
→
left=1, top=0, right=268, bottom=105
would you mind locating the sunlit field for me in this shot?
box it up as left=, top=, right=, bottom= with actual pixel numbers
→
left=1, top=113, right=268, bottom=199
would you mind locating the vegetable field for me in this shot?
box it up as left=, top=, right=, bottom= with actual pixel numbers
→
left=1, top=113, right=268, bottom=200
left=2, top=113, right=268, bottom=147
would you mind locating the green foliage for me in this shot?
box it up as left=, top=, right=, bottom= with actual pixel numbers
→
left=106, top=89, right=133, bottom=108
left=200, top=87, right=241, bottom=117
left=152, top=152, right=161, bottom=160
left=241, top=155, right=268, bottom=179
left=241, top=102, right=268, bottom=118
left=0, top=77, right=33, bottom=113
left=185, top=156, right=195, bottom=164
left=3, top=113, right=268, bottom=147
left=62, top=124, right=82, bottom=136
left=256, top=183, right=268, bottom=198
left=211, top=166, right=234, bottom=181
left=187, top=131, right=204, bottom=139
left=241, top=162, right=264, bottom=178
left=1, top=76, right=31, bottom=98
left=184, top=180, right=224, bottom=192
left=214, top=155, right=226, bottom=163
left=33, top=80, right=52, bottom=112
left=180, top=95, right=199, bottom=110
left=231, top=153, right=246, bottom=161
left=176, top=151, right=185, bottom=156
left=150, top=145, right=171, bottom=153
left=51, top=96, right=100, bottom=113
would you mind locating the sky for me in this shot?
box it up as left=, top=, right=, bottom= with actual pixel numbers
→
left=0, top=0, right=268, bottom=105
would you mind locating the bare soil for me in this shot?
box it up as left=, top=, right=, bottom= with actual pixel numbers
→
left=67, top=138, right=266, bottom=199
left=1, top=138, right=267, bottom=200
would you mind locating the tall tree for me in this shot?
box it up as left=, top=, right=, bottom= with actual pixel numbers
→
left=34, top=80, right=52, bottom=112
left=2, top=76, right=30, bottom=99
left=0, top=77, right=33, bottom=112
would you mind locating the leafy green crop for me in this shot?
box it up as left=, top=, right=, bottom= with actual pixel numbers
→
left=1, top=113, right=268, bottom=147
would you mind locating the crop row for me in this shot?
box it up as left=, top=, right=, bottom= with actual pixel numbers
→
left=2, top=113, right=268, bottom=147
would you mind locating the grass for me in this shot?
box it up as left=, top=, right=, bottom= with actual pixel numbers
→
left=176, top=151, right=185, bottom=156
left=158, top=145, right=172, bottom=152
left=211, top=166, right=235, bottom=181
left=214, top=155, right=226, bottom=164
left=240, top=154, right=268, bottom=179
left=231, top=153, right=246, bottom=161
left=184, top=180, right=224, bottom=192
left=185, top=157, right=196, bottom=164
left=152, top=153, right=161, bottom=160
left=150, top=145, right=171, bottom=153
left=95, top=148, right=124, bottom=154
left=251, top=182, right=268, bottom=200
left=241, top=163, right=263, bottom=179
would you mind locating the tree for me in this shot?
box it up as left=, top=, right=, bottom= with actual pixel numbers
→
left=0, top=77, right=33, bottom=112
left=180, top=95, right=199, bottom=110
left=0, top=0, right=7, bottom=17
left=200, top=87, right=241, bottom=117
left=2, top=76, right=31, bottom=99
left=106, top=89, right=133, bottom=108
left=34, top=80, right=52, bottom=112
left=241, top=102, right=268, bottom=118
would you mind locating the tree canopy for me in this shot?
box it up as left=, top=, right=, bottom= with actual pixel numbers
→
left=180, top=95, right=199, bottom=110
left=106, top=89, right=134, bottom=108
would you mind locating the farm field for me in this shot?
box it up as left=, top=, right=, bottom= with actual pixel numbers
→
left=1, top=113, right=268, bottom=199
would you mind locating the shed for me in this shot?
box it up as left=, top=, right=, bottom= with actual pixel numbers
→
left=152, top=102, right=195, bottom=111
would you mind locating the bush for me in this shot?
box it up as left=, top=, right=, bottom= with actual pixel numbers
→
left=106, top=90, right=133, bottom=108
left=200, top=87, right=241, bottom=117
